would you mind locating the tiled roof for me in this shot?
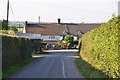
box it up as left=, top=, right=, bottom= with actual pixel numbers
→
left=17, top=32, right=41, bottom=39
left=25, top=23, right=101, bottom=35
left=26, top=24, right=63, bottom=35
left=63, top=24, right=101, bottom=35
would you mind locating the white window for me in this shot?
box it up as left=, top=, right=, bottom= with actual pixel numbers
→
left=49, top=36, right=55, bottom=39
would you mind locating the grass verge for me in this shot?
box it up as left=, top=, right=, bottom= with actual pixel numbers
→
left=76, top=57, right=108, bottom=78
left=2, top=58, right=34, bottom=78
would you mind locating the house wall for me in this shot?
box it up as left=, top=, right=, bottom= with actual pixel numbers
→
left=23, top=25, right=26, bottom=33
left=41, top=35, right=63, bottom=41
left=41, top=35, right=63, bottom=49
left=74, top=36, right=78, bottom=41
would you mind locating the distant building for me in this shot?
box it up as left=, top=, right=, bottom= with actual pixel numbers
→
left=23, top=19, right=101, bottom=49
left=9, top=21, right=25, bottom=27
left=17, top=32, right=41, bottom=40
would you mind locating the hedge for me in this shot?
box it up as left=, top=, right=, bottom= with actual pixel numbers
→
left=0, top=30, right=16, bottom=35
left=80, top=16, right=120, bottom=78
left=2, top=34, right=32, bottom=71
left=78, top=38, right=82, bottom=53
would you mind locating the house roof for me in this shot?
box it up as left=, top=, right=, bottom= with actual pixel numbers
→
left=17, top=32, right=41, bottom=39
left=63, top=24, right=101, bottom=35
left=25, top=22, right=101, bottom=35
left=26, top=24, right=63, bottom=35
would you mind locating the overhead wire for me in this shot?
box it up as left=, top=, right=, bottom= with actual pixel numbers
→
left=9, top=2, right=16, bottom=21
left=38, top=2, right=114, bottom=15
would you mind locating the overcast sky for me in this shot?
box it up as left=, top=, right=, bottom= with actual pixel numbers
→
left=0, top=0, right=119, bottom=23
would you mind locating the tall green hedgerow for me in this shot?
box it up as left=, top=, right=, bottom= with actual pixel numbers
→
left=80, top=16, right=120, bottom=78
left=2, top=34, right=32, bottom=72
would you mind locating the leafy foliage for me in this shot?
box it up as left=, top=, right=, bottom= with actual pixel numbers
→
left=1, top=20, right=18, bottom=35
left=76, top=57, right=107, bottom=78
left=0, top=30, right=8, bottom=34
left=64, top=35, right=74, bottom=48
left=0, top=30, right=16, bottom=35
left=80, top=16, right=120, bottom=78
left=57, top=41, right=67, bottom=49
left=31, top=40, right=42, bottom=52
left=2, top=34, right=32, bottom=72
left=17, top=27, right=23, bottom=32
left=0, top=26, right=18, bottom=35
left=2, top=20, right=8, bottom=30
left=8, top=26, right=18, bottom=32
left=64, top=35, right=74, bottom=43
left=3, top=58, right=34, bottom=78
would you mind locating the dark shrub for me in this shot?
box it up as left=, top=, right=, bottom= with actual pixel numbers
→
left=2, top=34, right=32, bottom=71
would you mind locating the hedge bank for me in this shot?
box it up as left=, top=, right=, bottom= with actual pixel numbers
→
left=2, top=34, right=32, bottom=71
left=80, top=16, right=120, bottom=78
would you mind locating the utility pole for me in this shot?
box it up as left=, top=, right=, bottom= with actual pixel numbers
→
left=7, top=0, right=9, bottom=29
left=38, top=16, right=40, bottom=24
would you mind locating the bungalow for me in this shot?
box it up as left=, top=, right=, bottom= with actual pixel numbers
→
left=23, top=19, right=101, bottom=49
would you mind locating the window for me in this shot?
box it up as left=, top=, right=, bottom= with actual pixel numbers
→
left=49, top=36, right=55, bottom=39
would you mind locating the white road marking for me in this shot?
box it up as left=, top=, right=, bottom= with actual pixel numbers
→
left=62, top=59, right=66, bottom=78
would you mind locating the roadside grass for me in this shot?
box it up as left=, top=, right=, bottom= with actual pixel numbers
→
left=17, top=28, right=23, bottom=32
left=2, top=58, right=34, bottom=78
left=76, top=57, right=108, bottom=78
left=32, top=51, right=49, bottom=54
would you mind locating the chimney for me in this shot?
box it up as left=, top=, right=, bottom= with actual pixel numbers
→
left=58, top=18, right=61, bottom=24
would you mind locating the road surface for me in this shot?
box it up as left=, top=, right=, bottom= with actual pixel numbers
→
left=11, top=50, right=84, bottom=78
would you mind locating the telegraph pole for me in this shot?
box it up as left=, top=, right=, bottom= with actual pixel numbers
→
left=38, top=16, right=40, bottom=24
left=7, top=0, right=9, bottom=29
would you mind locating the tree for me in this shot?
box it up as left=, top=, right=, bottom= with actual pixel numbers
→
left=64, top=35, right=74, bottom=48
left=2, top=20, right=8, bottom=30
left=8, top=26, right=18, bottom=33
left=64, top=35, right=74, bottom=43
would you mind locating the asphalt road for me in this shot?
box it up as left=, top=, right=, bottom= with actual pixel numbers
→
left=11, top=50, right=84, bottom=78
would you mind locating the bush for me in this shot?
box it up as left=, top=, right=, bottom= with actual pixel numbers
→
left=2, top=20, right=8, bottom=30
left=0, top=30, right=8, bottom=34
left=8, top=26, right=18, bottom=33
left=0, top=30, right=16, bottom=35
left=2, top=34, right=32, bottom=72
left=17, top=27, right=23, bottom=32
left=0, top=25, right=17, bottom=35
left=31, top=40, right=42, bottom=52
left=80, top=16, right=120, bottom=78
